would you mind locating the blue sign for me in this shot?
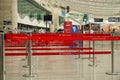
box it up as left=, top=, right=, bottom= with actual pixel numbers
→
left=72, top=25, right=79, bottom=33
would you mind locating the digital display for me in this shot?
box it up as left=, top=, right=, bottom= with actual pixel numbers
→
left=44, top=15, right=52, bottom=21
left=108, top=17, right=120, bottom=22
left=94, top=18, right=103, bottom=22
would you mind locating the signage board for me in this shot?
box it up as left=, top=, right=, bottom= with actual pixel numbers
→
left=64, top=21, right=72, bottom=33
left=108, top=17, right=120, bottom=22
left=94, top=18, right=103, bottom=22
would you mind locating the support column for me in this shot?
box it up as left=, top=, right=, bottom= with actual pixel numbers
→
left=50, top=8, right=60, bottom=32
left=0, top=0, right=12, bottom=29
left=0, top=0, right=17, bottom=30
left=12, top=0, right=18, bottom=29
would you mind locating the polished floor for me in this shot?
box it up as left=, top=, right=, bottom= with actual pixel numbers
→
left=5, top=41, right=120, bottom=80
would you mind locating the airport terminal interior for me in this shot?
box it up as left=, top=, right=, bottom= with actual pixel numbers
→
left=0, top=0, right=120, bottom=80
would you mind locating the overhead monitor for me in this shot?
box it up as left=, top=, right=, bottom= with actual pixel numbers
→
left=94, top=18, right=103, bottom=22
left=108, top=17, right=120, bottom=22
left=44, top=15, right=52, bottom=21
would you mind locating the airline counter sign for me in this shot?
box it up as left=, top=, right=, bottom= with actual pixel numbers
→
left=64, top=21, right=72, bottom=33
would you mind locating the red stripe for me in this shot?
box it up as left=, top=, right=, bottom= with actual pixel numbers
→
left=5, top=48, right=26, bottom=50
left=5, top=51, right=111, bottom=56
left=6, top=33, right=112, bottom=41
left=5, top=44, right=76, bottom=46
left=29, top=36, right=120, bottom=40
left=7, top=35, right=120, bottom=41
left=32, top=43, right=77, bottom=46
left=32, top=48, right=92, bottom=50
left=5, top=47, right=92, bottom=50
left=6, top=33, right=110, bottom=36
left=32, top=33, right=111, bottom=36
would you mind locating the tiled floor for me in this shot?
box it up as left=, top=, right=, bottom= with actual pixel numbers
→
left=5, top=41, right=120, bottom=80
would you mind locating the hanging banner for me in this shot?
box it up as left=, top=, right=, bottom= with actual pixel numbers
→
left=64, top=21, right=72, bottom=33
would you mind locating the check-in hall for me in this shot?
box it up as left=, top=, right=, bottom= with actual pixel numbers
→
left=0, top=0, right=120, bottom=80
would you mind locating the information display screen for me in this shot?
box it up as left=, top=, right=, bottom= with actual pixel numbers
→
left=94, top=18, right=103, bottom=22
left=108, top=17, right=120, bottom=22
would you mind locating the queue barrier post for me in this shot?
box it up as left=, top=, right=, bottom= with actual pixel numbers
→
left=23, top=33, right=35, bottom=77
left=106, top=32, right=120, bottom=75
left=0, top=31, right=6, bottom=80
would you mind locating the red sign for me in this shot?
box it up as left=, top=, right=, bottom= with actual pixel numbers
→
left=64, top=21, right=72, bottom=33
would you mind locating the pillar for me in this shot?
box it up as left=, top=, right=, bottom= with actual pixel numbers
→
left=0, top=0, right=17, bottom=30
left=12, top=0, right=18, bottom=29
left=50, top=8, right=60, bottom=32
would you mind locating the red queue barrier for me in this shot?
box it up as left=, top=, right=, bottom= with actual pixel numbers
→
left=5, top=33, right=113, bottom=56
left=32, top=40, right=76, bottom=45
left=5, top=33, right=113, bottom=47
left=5, top=42, right=77, bottom=47
left=5, top=47, right=92, bottom=51
left=32, top=33, right=111, bottom=36
left=5, top=33, right=111, bottom=40
left=5, top=34, right=82, bottom=47
left=32, top=40, right=77, bottom=46
left=5, top=33, right=120, bottom=41
left=5, top=42, right=26, bottom=47
left=5, top=41, right=77, bottom=47
left=5, top=51, right=111, bottom=56
left=5, top=37, right=26, bottom=47
left=28, top=36, right=120, bottom=41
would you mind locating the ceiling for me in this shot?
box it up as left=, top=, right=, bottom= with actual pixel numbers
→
left=34, top=0, right=120, bottom=19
